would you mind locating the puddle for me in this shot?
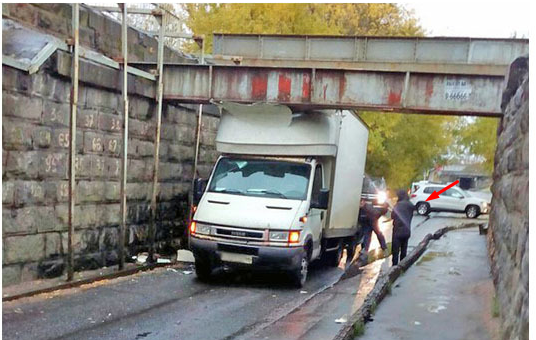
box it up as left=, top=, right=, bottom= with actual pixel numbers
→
left=416, top=251, right=454, bottom=265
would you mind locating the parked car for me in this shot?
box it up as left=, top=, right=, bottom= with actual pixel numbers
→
left=410, top=183, right=490, bottom=218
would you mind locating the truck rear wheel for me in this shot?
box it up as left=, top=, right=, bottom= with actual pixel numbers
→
left=194, top=254, right=213, bottom=282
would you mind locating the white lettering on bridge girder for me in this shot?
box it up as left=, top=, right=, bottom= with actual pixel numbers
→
left=445, top=78, right=472, bottom=101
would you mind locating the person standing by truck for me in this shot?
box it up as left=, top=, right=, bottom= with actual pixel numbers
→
left=391, top=189, right=415, bottom=265
left=358, top=198, right=388, bottom=254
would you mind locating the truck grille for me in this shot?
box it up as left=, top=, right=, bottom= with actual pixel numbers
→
left=214, top=226, right=264, bottom=241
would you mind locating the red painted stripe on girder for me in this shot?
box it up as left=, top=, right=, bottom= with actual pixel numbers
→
left=302, top=74, right=310, bottom=100
left=278, top=74, right=291, bottom=102
left=251, top=74, right=268, bottom=100
left=388, top=91, right=402, bottom=105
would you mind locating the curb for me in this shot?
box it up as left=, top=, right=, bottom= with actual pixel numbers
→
left=333, top=222, right=483, bottom=340
left=2, top=262, right=191, bottom=302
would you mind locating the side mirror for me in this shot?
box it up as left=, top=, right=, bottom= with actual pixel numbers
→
left=311, top=188, right=330, bottom=210
left=193, top=178, right=208, bottom=205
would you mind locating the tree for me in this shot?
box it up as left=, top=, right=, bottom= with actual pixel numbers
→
left=457, top=117, right=499, bottom=174
left=181, top=3, right=424, bottom=52
left=359, top=112, right=456, bottom=190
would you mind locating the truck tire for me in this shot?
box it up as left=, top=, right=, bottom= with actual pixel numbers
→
left=290, top=249, right=309, bottom=288
left=194, top=254, right=213, bottom=282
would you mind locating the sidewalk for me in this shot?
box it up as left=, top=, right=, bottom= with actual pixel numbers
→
left=358, top=227, right=499, bottom=340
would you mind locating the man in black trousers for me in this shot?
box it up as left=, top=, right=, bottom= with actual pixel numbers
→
left=391, top=189, right=415, bottom=265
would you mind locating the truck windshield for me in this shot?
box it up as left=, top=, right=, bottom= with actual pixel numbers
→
left=208, top=158, right=311, bottom=200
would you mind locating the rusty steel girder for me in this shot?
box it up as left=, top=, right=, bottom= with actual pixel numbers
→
left=163, top=65, right=505, bottom=116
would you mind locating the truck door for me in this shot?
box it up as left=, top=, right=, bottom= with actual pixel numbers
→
left=309, top=164, right=325, bottom=257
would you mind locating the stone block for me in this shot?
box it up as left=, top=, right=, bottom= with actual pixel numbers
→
left=42, top=100, right=70, bottom=127
left=3, top=92, right=42, bottom=121
left=3, top=66, right=32, bottom=94
left=129, top=119, right=154, bottom=140
left=200, top=131, right=216, bottom=146
left=104, top=181, right=120, bottom=202
left=84, top=131, right=105, bottom=153
left=2, top=265, right=22, bottom=287
left=104, top=157, right=121, bottom=180
left=39, top=152, right=68, bottom=179
left=83, top=87, right=120, bottom=112
left=14, top=181, right=46, bottom=206
left=4, top=234, right=45, bottom=264
left=21, top=262, right=39, bottom=282
left=2, top=120, right=33, bottom=150
left=129, top=97, right=153, bottom=120
left=55, top=204, right=96, bottom=229
left=103, top=135, right=121, bottom=156
left=45, top=232, right=65, bottom=257
left=77, top=181, right=104, bottom=203
left=168, top=144, right=194, bottom=162
left=32, top=126, right=52, bottom=148
left=98, top=112, right=123, bottom=133
left=5, top=151, right=41, bottom=179
left=169, top=107, right=197, bottom=126
left=98, top=203, right=121, bottom=226
left=51, top=129, right=83, bottom=152
left=137, top=140, right=154, bottom=157
left=127, top=182, right=149, bottom=200
left=77, top=109, right=98, bottom=130
left=127, top=159, right=146, bottom=182
left=74, top=253, right=103, bottom=271
left=3, top=181, right=14, bottom=205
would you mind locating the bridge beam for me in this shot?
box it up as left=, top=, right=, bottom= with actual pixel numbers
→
left=163, top=64, right=505, bottom=116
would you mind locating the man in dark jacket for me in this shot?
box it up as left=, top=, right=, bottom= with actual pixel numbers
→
left=359, top=198, right=388, bottom=253
left=391, top=189, right=415, bottom=266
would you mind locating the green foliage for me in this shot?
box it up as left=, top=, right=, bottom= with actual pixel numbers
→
left=181, top=3, right=424, bottom=52
left=353, top=320, right=366, bottom=337
left=457, top=117, right=499, bottom=174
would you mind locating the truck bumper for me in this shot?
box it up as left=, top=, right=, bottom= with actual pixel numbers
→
left=190, top=237, right=304, bottom=271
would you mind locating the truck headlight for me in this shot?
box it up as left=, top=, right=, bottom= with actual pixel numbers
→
left=377, top=191, right=387, bottom=204
left=196, top=222, right=212, bottom=235
left=269, top=231, right=288, bottom=241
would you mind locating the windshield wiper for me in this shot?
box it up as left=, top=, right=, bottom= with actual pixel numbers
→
left=253, top=189, right=287, bottom=199
left=214, top=188, right=243, bottom=194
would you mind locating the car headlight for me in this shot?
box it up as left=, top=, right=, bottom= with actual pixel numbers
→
left=269, top=231, right=288, bottom=241
left=196, top=222, right=212, bottom=235
left=377, top=191, right=387, bottom=204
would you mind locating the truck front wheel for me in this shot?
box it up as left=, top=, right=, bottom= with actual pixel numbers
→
left=194, top=254, right=213, bottom=282
left=290, top=249, right=309, bottom=288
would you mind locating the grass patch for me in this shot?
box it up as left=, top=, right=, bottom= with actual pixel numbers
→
left=353, top=321, right=365, bottom=337
left=492, top=295, right=500, bottom=318
left=416, top=251, right=453, bottom=266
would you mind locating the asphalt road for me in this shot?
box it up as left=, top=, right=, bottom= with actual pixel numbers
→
left=3, top=212, right=484, bottom=340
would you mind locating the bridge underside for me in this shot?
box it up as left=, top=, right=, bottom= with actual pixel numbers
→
left=163, top=64, right=505, bottom=116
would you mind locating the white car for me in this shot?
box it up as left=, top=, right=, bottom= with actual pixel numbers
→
left=410, top=184, right=490, bottom=218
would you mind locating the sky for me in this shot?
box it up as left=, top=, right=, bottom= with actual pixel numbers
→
left=405, top=2, right=531, bottom=38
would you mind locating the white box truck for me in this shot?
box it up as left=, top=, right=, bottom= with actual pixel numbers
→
left=189, top=102, right=369, bottom=287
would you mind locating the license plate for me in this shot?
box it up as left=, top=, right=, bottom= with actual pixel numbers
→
left=220, top=252, right=253, bottom=264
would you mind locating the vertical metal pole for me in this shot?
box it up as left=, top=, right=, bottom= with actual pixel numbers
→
left=189, top=38, right=205, bottom=222
left=118, top=4, right=129, bottom=270
left=149, top=11, right=166, bottom=263
left=67, top=3, right=80, bottom=282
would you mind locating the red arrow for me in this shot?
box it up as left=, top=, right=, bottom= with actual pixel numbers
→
left=425, top=180, right=460, bottom=201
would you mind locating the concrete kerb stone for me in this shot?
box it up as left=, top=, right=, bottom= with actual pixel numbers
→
left=334, top=221, right=484, bottom=340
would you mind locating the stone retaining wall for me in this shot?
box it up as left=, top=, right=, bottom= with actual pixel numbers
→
left=2, top=4, right=219, bottom=286
left=487, top=56, right=529, bottom=340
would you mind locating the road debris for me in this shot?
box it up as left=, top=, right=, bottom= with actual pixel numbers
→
left=166, top=268, right=178, bottom=273
left=335, top=316, right=347, bottom=323
left=157, top=258, right=171, bottom=264
left=136, top=253, right=148, bottom=264
left=300, top=290, right=308, bottom=294
left=177, top=250, right=195, bottom=263
left=182, top=270, right=193, bottom=275
left=414, top=321, right=421, bottom=325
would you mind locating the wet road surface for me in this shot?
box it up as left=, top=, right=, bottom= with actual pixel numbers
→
left=3, top=213, right=485, bottom=340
